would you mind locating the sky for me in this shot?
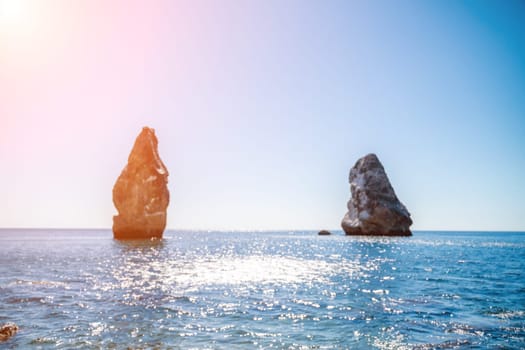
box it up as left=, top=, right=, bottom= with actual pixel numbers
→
left=1, top=0, right=524, bottom=231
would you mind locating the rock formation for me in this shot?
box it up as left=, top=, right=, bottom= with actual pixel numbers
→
left=0, top=323, right=18, bottom=342
left=341, top=153, right=412, bottom=236
left=113, top=127, right=170, bottom=240
left=318, top=230, right=331, bottom=235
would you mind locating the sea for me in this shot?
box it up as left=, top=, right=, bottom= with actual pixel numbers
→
left=0, top=230, right=524, bottom=349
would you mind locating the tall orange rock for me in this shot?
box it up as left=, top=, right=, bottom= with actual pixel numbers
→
left=112, top=127, right=170, bottom=239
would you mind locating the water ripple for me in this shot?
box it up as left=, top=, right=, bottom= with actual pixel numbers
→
left=0, top=230, right=524, bottom=348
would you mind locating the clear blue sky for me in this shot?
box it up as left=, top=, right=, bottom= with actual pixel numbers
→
left=1, top=0, right=524, bottom=231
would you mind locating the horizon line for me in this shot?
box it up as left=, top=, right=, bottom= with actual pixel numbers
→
left=1, top=227, right=524, bottom=233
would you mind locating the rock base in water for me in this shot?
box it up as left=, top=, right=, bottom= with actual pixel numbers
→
left=341, top=153, right=412, bottom=236
left=341, top=226, right=411, bottom=236
left=112, top=127, right=170, bottom=240
left=318, top=230, right=331, bottom=235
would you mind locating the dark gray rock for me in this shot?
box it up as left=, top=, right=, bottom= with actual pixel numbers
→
left=318, top=230, right=331, bottom=235
left=341, top=154, right=412, bottom=236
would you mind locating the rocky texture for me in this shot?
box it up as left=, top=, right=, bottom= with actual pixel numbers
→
left=318, top=230, right=331, bottom=235
left=0, top=323, right=18, bottom=342
left=341, top=154, right=412, bottom=236
left=113, top=127, right=170, bottom=240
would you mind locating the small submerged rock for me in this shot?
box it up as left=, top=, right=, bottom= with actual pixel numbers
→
left=318, top=230, right=331, bottom=235
left=112, top=127, right=170, bottom=240
left=341, top=153, right=412, bottom=236
left=0, top=323, right=18, bottom=342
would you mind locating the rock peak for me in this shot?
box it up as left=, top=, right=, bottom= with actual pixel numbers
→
left=350, top=153, right=383, bottom=178
left=112, top=126, right=170, bottom=240
left=342, top=153, right=412, bottom=236
left=127, top=127, right=167, bottom=174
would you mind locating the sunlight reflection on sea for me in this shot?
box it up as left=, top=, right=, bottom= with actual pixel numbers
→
left=0, top=230, right=524, bottom=349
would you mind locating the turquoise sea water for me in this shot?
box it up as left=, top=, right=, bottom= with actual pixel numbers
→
left=0, top=230, right=524, bottom=349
